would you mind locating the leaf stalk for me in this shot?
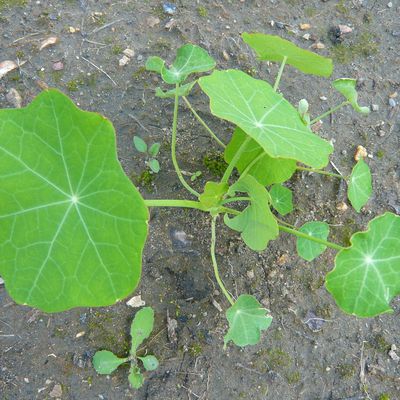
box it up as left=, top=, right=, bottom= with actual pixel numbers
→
left=273, top=56, right=287, bottom=92
left=310, top=101, right=350, bottom=125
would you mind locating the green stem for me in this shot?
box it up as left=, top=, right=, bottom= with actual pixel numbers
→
left=144, top=199, right=206, bottom=211
left=171, top=83, right=200, bottom=198
left=278, top=224, right=345, bottom=251
left=211, top=216, right=234, bottom=305
left=221, top=137, right=251, bottom=184
left=182, top=96, right=226, bottom=149
left=296, top=166, right=344, bottom=179
left=221, top=197, right=251, bottom=205
left=276, top=218, right=296, bottom=229
left=310, top=101, right=350, bottom=125
left=273, top=56, right=287, bottom=92
left=240, top=152, right=265, bottom=180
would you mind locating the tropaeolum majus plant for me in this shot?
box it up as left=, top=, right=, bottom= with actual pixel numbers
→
left=0, top=35, right=399, bottom=350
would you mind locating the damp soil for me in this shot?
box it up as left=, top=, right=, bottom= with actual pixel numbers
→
left=0, top=1, right=400, bottom=399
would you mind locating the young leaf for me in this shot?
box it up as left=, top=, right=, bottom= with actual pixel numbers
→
left=138, top=355, right=159, bottom=371
left=149, top=159, right=160, bottom=173
left=130, top=307, right=155, bottom=355
left=332, top=78, right=370, bottom=114
left=242, top=33, right=333, bottom=77
left=199, top=181, right=228, bottom=210
left=326, top=212, right=400, bottom=317
left=0, top=89, right=148, bottom=312
left=224, top=175, right=278, bottom=251
left=145, top=56, right=165, bottom=74
left=269, top=184, right=293, bottom=216
left=161, top=44, right=216, bottom=84
left=155, top=81, right=196, bottom=98
left=224, top=127, right=297, bottom=186
left=92, top=350, right=128, bottom=375
left=296, top=221, right=330, bottom=261
left=199, top=70, right=333, bottom=168
left=224, top=294, right=272, bottom=348
left=347, top=159, right=372, bottom=212
left=128, top=365, right=144, bottom=389
left=133, top=136, right=148, bottom=153
left=148, top=143, right=161, bottom=157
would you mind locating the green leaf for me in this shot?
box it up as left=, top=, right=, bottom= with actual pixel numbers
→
left=224, top=175, right=278, bottom=251
left=326, top=212, right=400, bottom=317
left=199, top=181, right=228, bottom=210
left=199, top=70, right=333, bottom=168
left=148, top=159, right=160, bottom=173
left=152, top=44, right=216, bottom=84
left=155, top=81, right=196, bottom=98
left=347, top=159, right=372, bottom=212
left=242, top=33, right=333, bottom=77
left=133, top=135, right=148, bottom=153
left=332, top=78, right=370, bottom=114
left=130, top=307, right=154, bottom=355
left=138, top=355, right=159, bottom=371
left=269, top=184, right=293, bottom=216
left=0, top=89, right=148, bottom=312
left=224, top=294, right=272, bottom=348
left=296, top=221, right=330, bottom=261
left=148, top=143, right=161, bottom=157
left=224, top=127, right=297, bottom=186
left=145, top=56, right=165, bottom=74
left=128, top=365, right=144, bottom=389
left=92, top=350, right=127, bottom=374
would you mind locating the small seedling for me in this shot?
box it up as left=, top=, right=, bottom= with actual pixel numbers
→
left=133, top=135, right=161, bottom=173
left=92, top=307, right=158, bottom=389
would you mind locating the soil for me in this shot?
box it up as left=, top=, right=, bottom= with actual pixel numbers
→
left=0, top=0, right=399, bottom=399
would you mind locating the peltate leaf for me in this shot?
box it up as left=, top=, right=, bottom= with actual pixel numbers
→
left=0, top=89, right=148, bottom=312
left=199, top=70, right=333, bottom=168
left=269, top=184, right=293, bottom=216
left=128, top=365, right=144, bottom=389
left=326, top=212, right=400, bottom=317
left=332, top=78, right=370, bottom=114
left=130, top=307, right=154, bottom=355
left=199, top=181, right=228, bottom=210
left=224, top=294, right=272, bottom=348
left=296, top=221, right=330, bottom=261
left=347, top=159, right=372, bottom=212
left=242, top=33, right=333, bottom=77
left=224, top=127, right=297, bottom=186
left=138, top=355, right=159, bottom=371
left=155, top=44, right=215, bottom=84
left=224, top=175, right=278, bottom=251
left=155, top=81, right=196, bottom=98
left=92, top=350, right=127, bottom=374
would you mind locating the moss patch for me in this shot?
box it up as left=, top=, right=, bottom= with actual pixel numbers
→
left=203, top=152, right=227, bottom=178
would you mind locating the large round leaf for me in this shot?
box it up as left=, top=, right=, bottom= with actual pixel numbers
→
left=0, top=89, right=148, bottom=312
left=326, top=213, right=400, bottom=317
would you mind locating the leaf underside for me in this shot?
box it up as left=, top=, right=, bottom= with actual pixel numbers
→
left=242, top=32, right=333, bottom=77
left=296, top=221, right=330, bottom=261
left=224, top=127, right=297, bottom=186
left=224, top=175, right=278, bottom=251
left=332, top=78, right=370, bottom=114
left=199, top=70, right=333, bottom=168
left=0, top=89, right=149, bottom=312
left=224, top=294, right=272, bottom=348
left=347, top=159, right=372, bottom=212
left=130, top=307, right=154, bottom=355
left=326, top=212, right=400, bottom=317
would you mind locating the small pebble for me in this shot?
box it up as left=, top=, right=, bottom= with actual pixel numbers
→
left=119, top=55, right=130, bottom=67
left=52, top=61, right=64, bottom=71
left=311, top=42, right=325, bottom=49
left=49, top=384, right=62, bottom=398
left=392, top=31, right=400, bottom=37
left=299, top=23, right=311, bottom=30
left=6, top=88, right=22, bottom=108
left=377, top=130, right=385, bottom=137
left=336, top=202, right=348, bottom=212
left=371, top=104, right=379, bottom=111
left=75, top=331, right=85, bottom=338
left=276, top=21, right=284, bottom=29
left=338, top=24, right=352, bottom=34
left=126, top=295, right=145, bottom=308
left=354, top=145, right=368, bottom=161
left=320, top=95, right=328, bottom=101
left=387, top=1, right=393, bottom=8
left=246, top=270, right=255, bottom=279
left=137, top=54, right=143, bottom=61
left=146, top=16, right=160, bottom=28
left=341, top=149, right=347, bottom=155
left=163, top=2, right=177, bottom=15
left=123, top=48, right=135, bottom=58
left=389, top=98, right=397, bottom=107
left=302, top=33, right=311, bottom=40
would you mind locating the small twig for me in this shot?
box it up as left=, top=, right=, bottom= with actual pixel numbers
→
left=89, top=19, right=124, bottom=35
left=180, top=385, right=200, bottom=398
left=12, top=31, right=45, bottom=44
left=330, top=160, right=345, bottom=178
left=80, top=55, right=117, bottom=86
left=128, top=114, right=150, bottom=133
left=82, top=38, right=108, bottom=46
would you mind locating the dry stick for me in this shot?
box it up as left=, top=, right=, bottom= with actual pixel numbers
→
left=89, top=19, right=124, bottom=35
left=12, top=31, right=45, bottom=44
left=80, top=55, right=117, bottom=86
left=128, top=113, right=150, bottom=133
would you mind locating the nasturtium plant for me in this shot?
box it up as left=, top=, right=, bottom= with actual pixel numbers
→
left=242, top=32, right=333, bottom=77
left=0, top=34, right=397, bottom=356
left=93, top=307, right=158, bottom=389
left=0, top=89, right=148, bottom=312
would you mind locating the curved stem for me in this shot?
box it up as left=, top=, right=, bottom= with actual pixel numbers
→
left=273, top=56, right=287, bottom=92
left=276, top=218, right=296, bottom=229
left=278, top=224, right=345, bottom=251
left=144, top=199, right=206, bottom=211
left=297, top=166, right=344, bottom=179
left=171, top=83, right=200, bottom=198
left=310, top=101, right=350, bottom=125
left=221, top=137, right=251, bottom=184
left=182, top=96, right=226, bottom=149
left=240, top=152, right=266, bottom=180
left=211, top=216, right=234, bottom=305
